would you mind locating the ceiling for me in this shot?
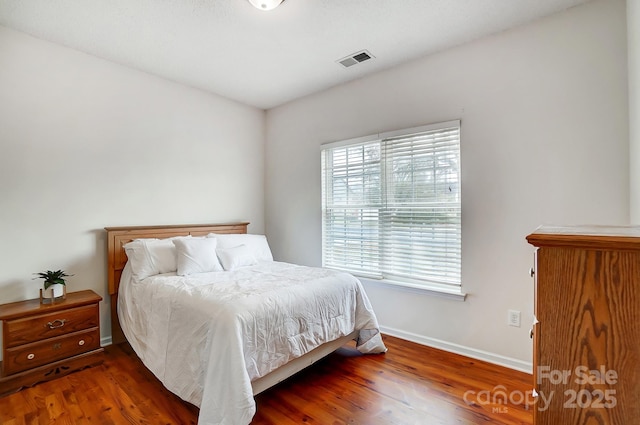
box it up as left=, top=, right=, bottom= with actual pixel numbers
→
left=0, top=0, right=591, bottom=110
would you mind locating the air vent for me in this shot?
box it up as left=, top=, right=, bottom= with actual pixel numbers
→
left=353, top=52, right=371, bottom=62
left=339, top=57, right=358, bottom=68
left=337, top=50, right=375, bottom=68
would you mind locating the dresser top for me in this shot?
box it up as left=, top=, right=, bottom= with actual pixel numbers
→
left=0, top=290, right=101, bottom=321
left=527, top=225, right=640, bottom=250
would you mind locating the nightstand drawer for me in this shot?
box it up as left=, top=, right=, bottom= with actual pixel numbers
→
left=3, top=328, right=100, bottom=376
left=3, top=304, right=99, bottom=348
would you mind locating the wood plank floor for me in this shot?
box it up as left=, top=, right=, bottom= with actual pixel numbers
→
left=0, top=335, right=533, bottom=424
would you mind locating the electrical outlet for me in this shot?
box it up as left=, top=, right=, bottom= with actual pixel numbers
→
left=508, top=310, right=521, bottom=327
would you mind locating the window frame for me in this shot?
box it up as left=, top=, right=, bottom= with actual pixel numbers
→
left=321, top=120, right=465, bottom=299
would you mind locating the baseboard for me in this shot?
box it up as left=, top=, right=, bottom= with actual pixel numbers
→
left=380, top=326, right=533, bottom=374
left=101, top=336, right=112, bottom=347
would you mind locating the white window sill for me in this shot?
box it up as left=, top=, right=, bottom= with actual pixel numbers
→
left=357, top=276, right=467, bottom=301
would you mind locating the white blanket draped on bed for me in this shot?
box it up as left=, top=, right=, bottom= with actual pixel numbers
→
left=118, top=261, right=387, bottom=425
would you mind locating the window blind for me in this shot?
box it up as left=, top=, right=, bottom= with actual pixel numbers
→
left=322, top=121, right=461, bottom=288
left=381, top=124, right=461, bottom=285
left=321, top=140, right=382, bottom=277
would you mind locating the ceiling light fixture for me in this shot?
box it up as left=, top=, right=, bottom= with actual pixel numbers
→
left=248, top=0, right=283, bottom=11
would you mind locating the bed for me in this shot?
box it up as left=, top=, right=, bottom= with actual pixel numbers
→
left=105, top=222, right=386, bottom=425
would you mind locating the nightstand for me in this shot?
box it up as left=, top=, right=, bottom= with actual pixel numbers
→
left=0, top=289, right=104, bottom=396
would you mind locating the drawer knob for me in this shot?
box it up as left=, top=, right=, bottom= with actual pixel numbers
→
left=27, top=353, right=35, bottom=360
left=46, top=319, right=66, bottom=329
left=78, top=339, right=85, bottom=346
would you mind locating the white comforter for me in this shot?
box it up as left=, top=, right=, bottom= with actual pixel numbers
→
left=118, top=261, right=386, bottom=425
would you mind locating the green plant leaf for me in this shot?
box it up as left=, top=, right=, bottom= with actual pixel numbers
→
left=34, top=269, right=72, bottom=288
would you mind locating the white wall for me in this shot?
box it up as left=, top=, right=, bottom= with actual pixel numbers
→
left=630, top=0, right=640, bottom=223
left=265, top=0, right=629, bottom=369
left=0, top=26, right=265, bottom=346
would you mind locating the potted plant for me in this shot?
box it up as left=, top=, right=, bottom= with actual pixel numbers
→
left=34, top=269, right=72, bottom=303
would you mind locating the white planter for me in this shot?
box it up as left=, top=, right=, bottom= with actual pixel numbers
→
left=40, top=284, right=66, bottom=304
left=49, top=284, right=64, bottom=298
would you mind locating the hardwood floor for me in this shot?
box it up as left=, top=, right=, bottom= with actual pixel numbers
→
left=0, top=335, right=533, bottom=424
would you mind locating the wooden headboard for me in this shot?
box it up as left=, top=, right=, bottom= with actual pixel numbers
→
left=105, top=222, right=249, bottom=344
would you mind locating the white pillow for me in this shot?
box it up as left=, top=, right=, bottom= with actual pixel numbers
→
left=173, top=237, right=223, bottom=276
left=216, top=244, right=258, bottom=271
left=124, top=238, right=180, bottom=280
left=208, top=234, right=273, bottom=262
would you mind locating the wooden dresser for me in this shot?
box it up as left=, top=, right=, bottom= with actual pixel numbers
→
left=527, top=225, right=640, bottom=424
left=0, top=290, right=104, bottom=396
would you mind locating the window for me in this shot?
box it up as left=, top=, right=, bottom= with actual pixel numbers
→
left=321, top=120, right=461, bottom=293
